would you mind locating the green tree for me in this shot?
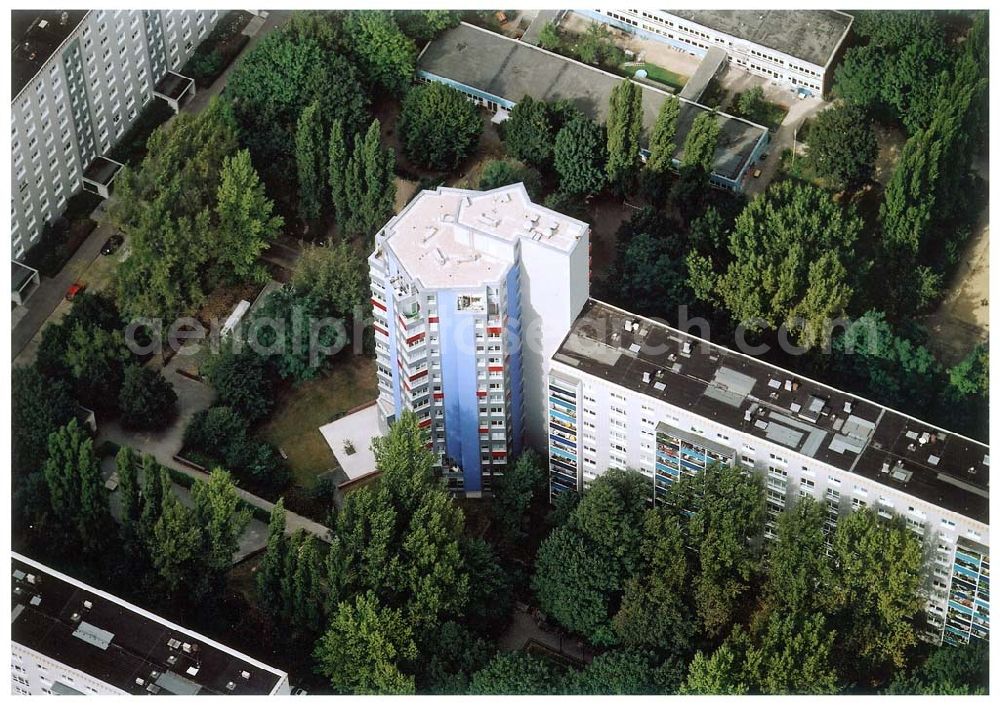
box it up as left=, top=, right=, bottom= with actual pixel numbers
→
left=764, top=497, right=832, bottom=615
left=735, top=86, right=765, bottom=123
left=227, top=23, right=368, bottom=166
left=215, top=148, right=283, bottom=283
left=191, top=468, right=251, bottom=590
left=717, top=181, right=862, bottom=347
left=327, top=119, right=350, bottom=228
left=828, top=509, right=924, bottom=682
left=680, top=111, right=720, bottom=172
left=399, top=82, right=483, bottom=170
left=151, top=490, right=207, bottom=599
left=490, top=450, right=545, bottom=545
left=343, top=119, right=396, bottom=238
left=138, top=456, right=168, bottom=551
left=885, top=640, right=988, bottom=695
left=342, top=11, right=417, bottom=97
left=948, top=343, right=989, bottom=397
left=247, top=286, right=346, bottom=382
left=115, top=446, right=143, bottom=557
left=503, top=96, right=554, bottom=166
left=477, top=159, right=542, bottom=199
left=63, top=323, right=129, bottom=411
left=563, top=650, right=664, bottom=694
left=806, top=103, right=878, bottom=188
left=537, top=21, right=561, bottom=51
left=681, top=633, right=750, bottom=694
left=295, top=101, right=327, bottom=222
left=12, top=366, right=76, bottom=478
left=41, top=419, right=91, bottom=550
left=554, top=115, right=607, bottom=196
left=201, top=348, right=275, bottom=424
left=613, top=507, right=695, bottom=654
left=606, top=80, right=643, bottom=190
left=291, top=241, right=369, bottom=317
left=532, top=469, right=649, bottom=644
left=119, top=364, right=178, bottom=431
left=646, top=95, right=681, bottom=174
left=468, top=652, right=557, bottom=695
left=665, top=464, right=764, bottom=638
left=394, top=10, right=460, bottom=43
left=256, top=497, right=287, bottom=612
left=315, top=591, right=418, bottom=694
left=329, top=411, right=469, bottom=639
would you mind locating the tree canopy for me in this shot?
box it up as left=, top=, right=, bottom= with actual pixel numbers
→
left=399, top=82, right=483, bottom=171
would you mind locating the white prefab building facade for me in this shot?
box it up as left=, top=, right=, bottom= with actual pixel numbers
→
left=547, top=300, right=989, bottom=646
left=583, top=8, right=854, bottom=96
left=11, top=9, right=221, bottom=259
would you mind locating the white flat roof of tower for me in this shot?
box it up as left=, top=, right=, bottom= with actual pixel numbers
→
left=378, top=184, right=588, bottom=290
left=320, top=404, right=380, bottom=481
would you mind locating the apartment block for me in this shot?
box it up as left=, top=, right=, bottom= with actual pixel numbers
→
left=368, top=184, right=590, bottom=494
left=10, top=9, right=221, bottom=260
left=10, top=553, right=290, bottom=695
left=547, top=299, right=989, bottom=645
left=582, top=9, right=853, bottom=96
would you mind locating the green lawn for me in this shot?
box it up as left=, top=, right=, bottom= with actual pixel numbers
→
left=633, top=62, right=688, bottom=91
left=258, top=355, right=378, bottom=487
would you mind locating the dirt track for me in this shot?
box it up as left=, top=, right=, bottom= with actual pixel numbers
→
left=922, top=214, right=990, bottom=366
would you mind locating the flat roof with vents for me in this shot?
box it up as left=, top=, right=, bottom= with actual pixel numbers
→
left=10, top=554, right=289, bottom=695
left=553, top=299, right=989, bottom=523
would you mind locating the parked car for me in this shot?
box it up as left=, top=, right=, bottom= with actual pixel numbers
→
left=101, top=234, right=124, bottom=255
left=65, top=282, right=86, bottom=301
left=752, top=168, right=763, bottom=178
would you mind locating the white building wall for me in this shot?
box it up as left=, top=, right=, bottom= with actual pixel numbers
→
left=548, top=357, right=989, bottom=643
left=11, top=642, right=124, bottom=695
left=518, top=231, right=590, bottom=450
left=593, top=8, right=841, bottom=95
left=10, top=9, right=221, bottom=258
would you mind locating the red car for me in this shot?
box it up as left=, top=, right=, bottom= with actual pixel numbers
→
left=65, top=282, right=86, bottom=301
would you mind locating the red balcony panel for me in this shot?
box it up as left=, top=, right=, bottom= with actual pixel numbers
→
left=428, top=316, right=439, bottom=324
left=371, top=297, right=387, bottom=311
left=433, top=392, right=444, bottom=400
left=418, top=418, right=432, bottom=429
left=487, top=365, right=504, bottom=373
left=487, top=326, right=502, bottom=335
left=374, top=325, right=388, bottom=336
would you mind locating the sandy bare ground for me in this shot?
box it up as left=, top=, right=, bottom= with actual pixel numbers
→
left=922, top=213, right=990, bottom=366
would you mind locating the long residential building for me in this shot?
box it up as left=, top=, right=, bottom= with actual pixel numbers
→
left=10, top=553, right=290, bottom=695
left=547, top=299, right=989, bottom=646
left=11, top=9, right=221, bottom=260
left=416, top=22, right=770, bottom=192
left=365, top=187, right=988, bottom=646
left=368, top=184, right=590, bottom=494
left=582, top=8, right=854, bottom=96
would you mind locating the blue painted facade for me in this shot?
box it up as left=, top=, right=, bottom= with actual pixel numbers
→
left=505, top=265, right=525, bottom=455
left=438, top=291, right=483, bottom=492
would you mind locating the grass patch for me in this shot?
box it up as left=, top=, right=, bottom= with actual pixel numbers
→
left=257, top=356, right=378, bottom=487
left=631, top=62, right=687, bottom=91
left=776, top=148, right=830, bottom=190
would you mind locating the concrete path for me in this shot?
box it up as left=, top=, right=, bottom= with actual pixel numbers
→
left=743, top=93, right=826, bottom=198
left=499, top=607, right=593, bottom=664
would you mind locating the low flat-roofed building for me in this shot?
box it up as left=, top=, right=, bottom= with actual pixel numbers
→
left=547, top=299, right=989, bottom=645
left=10, top=554, right=291, bottom=695
left=583, top=8, right=854, bottom=96
left=417, top=22, right=769, bottom=191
